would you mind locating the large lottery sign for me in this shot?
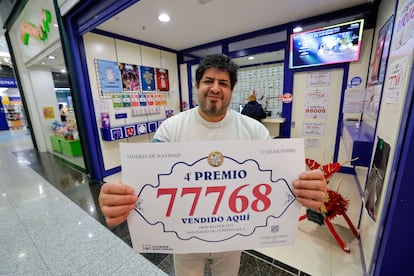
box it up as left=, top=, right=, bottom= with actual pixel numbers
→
left=121, top=139, right=305, bottom=254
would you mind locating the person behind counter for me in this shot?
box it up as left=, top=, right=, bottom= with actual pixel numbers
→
left=241, top=93, right=267, bottom=121
left=98, top=53, right=327, bottom=276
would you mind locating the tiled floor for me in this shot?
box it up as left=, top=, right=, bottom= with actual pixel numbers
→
left=0, top=129, right=364, bottom=275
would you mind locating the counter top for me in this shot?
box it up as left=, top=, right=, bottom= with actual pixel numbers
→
left=261, top=117, right=286, bottom=124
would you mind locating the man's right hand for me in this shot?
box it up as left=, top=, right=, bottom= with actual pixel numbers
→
left=98, top=182, right=138, bottom=227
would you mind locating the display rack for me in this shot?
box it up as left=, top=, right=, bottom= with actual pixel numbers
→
left=5, top=104, right=23, bottom=129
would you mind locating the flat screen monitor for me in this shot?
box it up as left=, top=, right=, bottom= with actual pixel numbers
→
left=289, top=19, right=364, bottom=69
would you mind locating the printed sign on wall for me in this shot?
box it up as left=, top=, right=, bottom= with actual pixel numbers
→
left=96, top=59, right=123, bottom=93
left=140, top=66, right=156, bottom=92
left=120, top=63, right=141, bottom=92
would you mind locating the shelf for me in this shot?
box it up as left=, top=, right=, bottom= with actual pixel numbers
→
left=100, top=119, right=164, bottom=141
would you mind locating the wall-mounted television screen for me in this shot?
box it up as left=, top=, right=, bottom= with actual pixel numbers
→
left=289, top=19, right=364, bottom=69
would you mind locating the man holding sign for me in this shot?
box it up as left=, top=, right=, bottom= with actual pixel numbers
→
left=99, top=54, right=327, bottom=276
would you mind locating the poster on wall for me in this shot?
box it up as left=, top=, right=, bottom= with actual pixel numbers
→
left=384, top=57, right=408, bottom=104
left=96, top=59, right=123, bottom=93
left=304, top=138, right=321, bottom=148
left=302, top=122, right=325, bottom=136
left=369, top=16, right=394, bottom=85
left=304, top=90, right=328, bottom=119
left=364, top=137, right=390, bottom=221
left=342, top=88, right=365, bottom=113
left=42, top=106, right=55, bottom=120
left=120, top=63, right=141, bottom=92
left=307, top=71, right=330, bottom=87
left=140, top=66, right=156, bottom=92
left=392, top=0, right=414, bottom=53
left=156, top=68, right=170, bottom=92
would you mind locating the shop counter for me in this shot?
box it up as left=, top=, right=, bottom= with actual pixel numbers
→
left=50, top=135, right=82, bottom=157
left=261, top=117, right=286, bottom=138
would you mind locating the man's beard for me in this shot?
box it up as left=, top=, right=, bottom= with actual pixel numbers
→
left=201, top=99, right=227, bottom=117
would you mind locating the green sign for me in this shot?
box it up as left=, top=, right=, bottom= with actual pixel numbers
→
left=20, top=9, right=52, bottom=45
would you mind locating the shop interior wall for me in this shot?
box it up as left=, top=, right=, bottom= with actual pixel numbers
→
left=82, top=32, right=180, bottom=171
left=359, top=0, right=410, bottom=272
left=28, top=69, right=61, bottom=145
left=291, top=68, right=344, bottom=162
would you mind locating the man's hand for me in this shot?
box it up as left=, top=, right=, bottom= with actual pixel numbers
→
left=98, top=182, right=138, bottom=227
left=292, top=169, right=328, bottom=210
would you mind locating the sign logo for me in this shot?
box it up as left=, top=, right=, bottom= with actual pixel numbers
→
left=208, top=151, right=224, bottom=167
left=282, top=93, right=293, bottom=103
left=20, top=9, right=52, bottom=45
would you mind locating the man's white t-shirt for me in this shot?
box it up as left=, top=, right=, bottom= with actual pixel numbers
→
left=153, top=107, right=271, bottom=142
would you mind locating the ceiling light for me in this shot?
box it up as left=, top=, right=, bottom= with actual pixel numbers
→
left=158, top=13, right=170, bottom=23
left=248, top=56, right=254, bottom=60
left=293, top=26, right=303, bottom=33
left=48, top=55, right=56, bottom=60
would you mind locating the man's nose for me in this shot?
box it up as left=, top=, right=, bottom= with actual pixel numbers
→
left=210, top=80, right=220, bottom=92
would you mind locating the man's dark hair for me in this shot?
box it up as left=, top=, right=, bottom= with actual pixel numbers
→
left=195, top=54, right=239, bottom=90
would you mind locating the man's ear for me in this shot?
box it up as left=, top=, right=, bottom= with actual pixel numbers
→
left=195, top=82, right=199, bottom=89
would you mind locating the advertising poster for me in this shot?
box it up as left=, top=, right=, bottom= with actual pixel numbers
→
left=307, top=71, right=330, bottom=87
left=42, top=106, right=55, bottom=119
left=384, top=57, right=408, bottom=103
left=304, top=138, right=320, bottom=148
left=392, top=0, right=414, bottom=53
left=302, top=122, right=325, bottom=136
left=96, top=59, right=123, bottom=93
left=369, top=16, right=394, bottom=85
left=304, top=90, right=328, bottom=119
left=122, top=139, right=305, bottom=254
left=342, top=88, right=365, bottom=113
left=120, top=63, right=141, bottom=92
left=140, top=66, right=156, bottom=91
left=156, top=68, right=170, bottom=92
